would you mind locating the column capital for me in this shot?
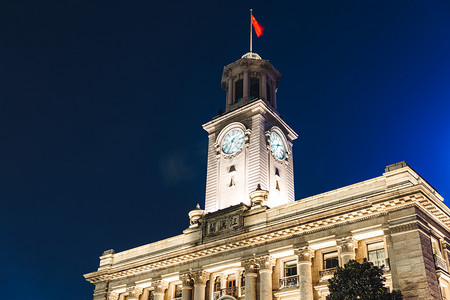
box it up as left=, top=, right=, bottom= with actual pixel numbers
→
left=241, top=258, right=258, bottom=274
left=152, top=280, right=169, bottom=294
left=295, top=246, right=314, bottom=262
left=108, top=292, right=119, bottom=300
left=256, top=255, right=276, bottom=271
left=126, top=286, right=143, bottom=299
left=190, top=270, right=210, bottom=285
left=180, top=273, right=194, bottom=288
left=337, top=236, right=357, bottom=254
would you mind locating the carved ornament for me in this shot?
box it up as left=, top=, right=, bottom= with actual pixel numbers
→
left=295, top=246, right=314, bottom=262
left=127, top=286, right=143, bottom=299
left=152, top=280, right=168, bottom=294
left=256, top=255, right=275, bottom=270
left=241, top=258, right=258, bottom=274
left=108, top=292, right=119, bottom=300
left=337, top=236, right=357, bottom=253
left=190, top=270, right=210, bottom=285
left=180, top=273, right=193, bottom=287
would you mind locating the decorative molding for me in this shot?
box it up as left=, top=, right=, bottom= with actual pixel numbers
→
left=242, top=258, right=258, bottom=274
left=190, top=270, right=210, bottom=285
left=180, top=273, right=193, bottom=287
left=389, top=221, right=420, bottom=234
left=295, top=246, right=314, bottom=262
left=152, top=280, right=168, bottom=294
left=256, top=255, right=275, bottom=270
left=85, top=190, right=450, bottom=283
left=337, top=236, right=357, bottom=254
left=108, top=292, right=119, bottom=300
left=126, top=286, right=143, bottom=299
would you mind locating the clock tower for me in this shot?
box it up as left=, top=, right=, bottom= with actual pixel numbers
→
left=202, top=52, right=298, bottom=212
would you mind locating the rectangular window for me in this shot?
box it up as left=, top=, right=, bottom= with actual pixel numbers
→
left=323, top=251, right=339, bottom=269
left=227, top=279, right=236, bottom=287
left=284, top=261, right=297, bottom=277
left=367, top=242, right=386, bottom=261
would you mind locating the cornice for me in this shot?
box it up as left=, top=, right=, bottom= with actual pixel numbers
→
left=84, top=185, right=450, bottom=284
left=202, top=100, right=298, bottom=140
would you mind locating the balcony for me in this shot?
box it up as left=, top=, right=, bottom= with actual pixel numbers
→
left=213, top=287, right=239, bottom=299
left=279, top=275, right=299, bottom=289
left=434, top=254, right=449, bottom=272
left=371, top=258, right=390, bottom=271
left=223, top=287, right=238, bottom=298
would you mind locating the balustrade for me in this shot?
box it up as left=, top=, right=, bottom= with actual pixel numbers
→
left=434, top=254, right=449, bottom=272
left=319, top=268, right=336, bottom=279
left=371, top=258, right=390, bottom=271
left=279, top=275, right=299, bottom=289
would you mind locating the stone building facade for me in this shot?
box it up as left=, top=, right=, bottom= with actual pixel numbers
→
left=84, top=53, right=450, bottom=300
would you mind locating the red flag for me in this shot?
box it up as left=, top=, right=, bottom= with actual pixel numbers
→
left=252, top=15, right=264, bottom=37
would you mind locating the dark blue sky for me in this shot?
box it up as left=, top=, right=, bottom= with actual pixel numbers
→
left=1, top=1, right=449, bottom=299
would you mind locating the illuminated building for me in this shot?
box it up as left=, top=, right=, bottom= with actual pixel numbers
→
left=84, top=52, right=450, bottom=300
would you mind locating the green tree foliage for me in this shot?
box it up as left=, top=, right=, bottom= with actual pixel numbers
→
left=328, top=259, right=403, bottom=300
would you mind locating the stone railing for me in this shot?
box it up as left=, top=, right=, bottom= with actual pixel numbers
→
left=173, top=298, right=182, bottom=300
left=279, top=275, right=299, bottom=289
left=434, top=254, right=449, bottom=272
left=371, top=258, right=390, bottom=271
left=319, top=268, right=337, bottom=279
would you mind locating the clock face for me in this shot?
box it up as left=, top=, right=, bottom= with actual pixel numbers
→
left=222, top=129, right=245, bottom=154
left=270, top=131, right=286, bottom=160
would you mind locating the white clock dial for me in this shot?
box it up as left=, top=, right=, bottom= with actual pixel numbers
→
left=270, top=131, right=286, bottom=160
left=222, top=129, right=245, bottom=154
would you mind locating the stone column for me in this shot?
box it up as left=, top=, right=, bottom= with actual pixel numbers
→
left=337, top=236, right=357, bottom=265
left=243, top=71, right=249, bottom=100
left=242, top=258, right=258, bottom=300
left=261, top=74, right=267, bottom=102
left=127, top=286, right=143, bottom=300
left=257, top=255, right=275, bottom=300
left=153, top=280, right=168, bottom=300
left=295, top=246, right=314, bottom=300
left=440, top=238, right=450, bottom=269
left=181, top=273, right=193, bottom=300
left=227, top=77, right=233, bottom=106
left=191, top=270, right=210, bottom=300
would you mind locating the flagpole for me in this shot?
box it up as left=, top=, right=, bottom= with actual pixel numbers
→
left=250, top=9, right=253, bottom=53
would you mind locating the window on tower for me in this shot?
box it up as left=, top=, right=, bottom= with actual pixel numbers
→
left=266, top=81, right=272, bottom=104
left=250, top=77, right=260, bottom=100
left=234, top=79, right=243, bottom=103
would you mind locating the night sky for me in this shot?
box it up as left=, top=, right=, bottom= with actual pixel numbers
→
left=1, top=1, right=449, bottom=299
